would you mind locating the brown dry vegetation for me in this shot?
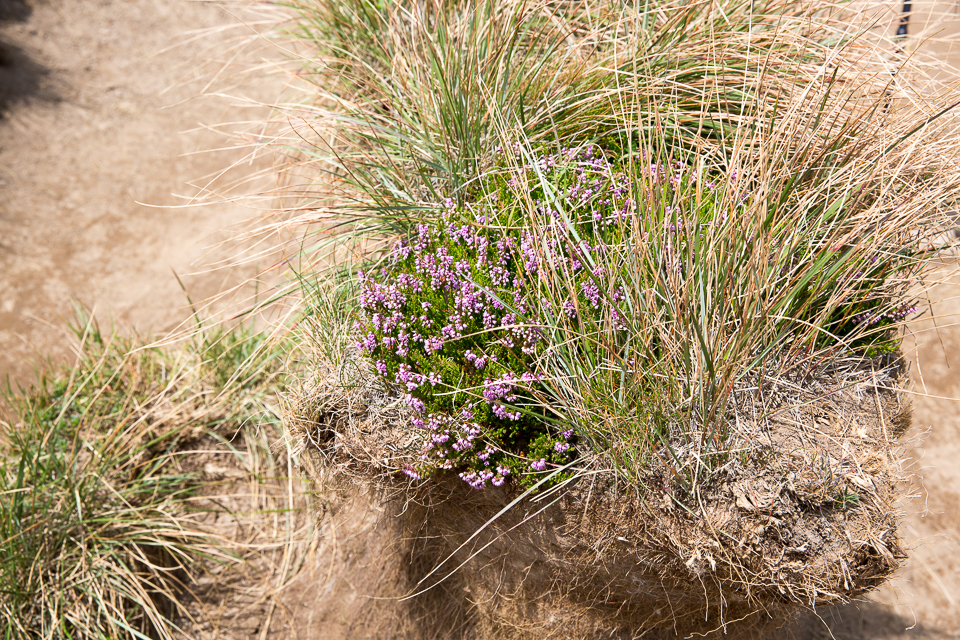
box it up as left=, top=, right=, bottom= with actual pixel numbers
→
left=283, top=341, right=913, bottom=638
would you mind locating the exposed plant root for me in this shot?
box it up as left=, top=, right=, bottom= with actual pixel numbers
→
left=287, top=348, right=910, bottom=638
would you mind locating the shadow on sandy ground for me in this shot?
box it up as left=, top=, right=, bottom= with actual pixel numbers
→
left=792, top=601, right=946, bottom=639
left=0, top=0, right=54, bottom=115
left=0, top=0, right=29, bottom=22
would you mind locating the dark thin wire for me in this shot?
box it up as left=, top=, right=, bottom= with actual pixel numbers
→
left=881, top=0, right=911, bottom=114
left=896, top=1, right=912, bottom=38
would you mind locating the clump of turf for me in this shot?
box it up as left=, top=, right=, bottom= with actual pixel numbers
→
left=254, top=0, right=960, bottom=634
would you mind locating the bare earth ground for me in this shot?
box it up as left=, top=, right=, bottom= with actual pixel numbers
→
left=1, top=0, right=960, bottom=638
left=0, top=0, right=279, bottom=387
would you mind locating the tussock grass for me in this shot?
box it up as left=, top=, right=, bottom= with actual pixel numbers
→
left=254, top=0, right=960, bottom=629
left=267, top=0, right=955, bottom=254
left=266, top=0, right=960, bottom=484
left=0, top=312, right=314, bottom=639
left=511, top=102, right=960, bottom=485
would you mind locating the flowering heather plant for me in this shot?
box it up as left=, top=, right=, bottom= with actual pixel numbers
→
left=356, top=140, right=929, bottom=490
left=356, top=145, right=726, bottom=487
left=356, top=145, right=666, bottom=487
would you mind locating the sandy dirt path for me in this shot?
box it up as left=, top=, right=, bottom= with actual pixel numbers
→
left=0, top=0, right=279, bottom=387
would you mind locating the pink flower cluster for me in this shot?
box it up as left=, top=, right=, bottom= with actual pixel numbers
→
left=358, top=144, right=714, bottom=489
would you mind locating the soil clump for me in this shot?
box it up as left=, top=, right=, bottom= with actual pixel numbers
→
left=287, top=348, right=912, bottom=638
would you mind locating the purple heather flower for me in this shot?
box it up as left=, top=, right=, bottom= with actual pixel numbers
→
left=491, top=404, right=522, bottom=421
left=407, top=395, right=426, bottom=414
left=356, top=333, right=377, bottom=353
left=581, top=281, right=601, bottom=308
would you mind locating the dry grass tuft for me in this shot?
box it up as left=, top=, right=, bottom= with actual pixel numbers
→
left=0, top=313, right=316, bottom=639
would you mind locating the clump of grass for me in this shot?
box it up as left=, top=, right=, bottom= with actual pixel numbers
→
left=268, top=0, right=960, bottom=491
left=268, top=0, right=922, bottom=262
left=521, top=114, right=951, bottom=488
left=0, top=312, right=309, bottom=639
left=0, top=317, right=213, bottom=639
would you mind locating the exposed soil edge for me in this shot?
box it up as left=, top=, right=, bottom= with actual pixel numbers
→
left=288, top=350, right=910, bottom=638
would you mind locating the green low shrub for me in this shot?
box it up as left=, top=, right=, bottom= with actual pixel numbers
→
left=356, top=140, right=922, bottom=490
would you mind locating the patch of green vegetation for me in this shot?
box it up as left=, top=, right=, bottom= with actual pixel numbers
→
left=834, top=488, right=860, bottom=511
left=277, top=0, right=959, bottom=496
left=0, top=313, right=290, bottom=639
